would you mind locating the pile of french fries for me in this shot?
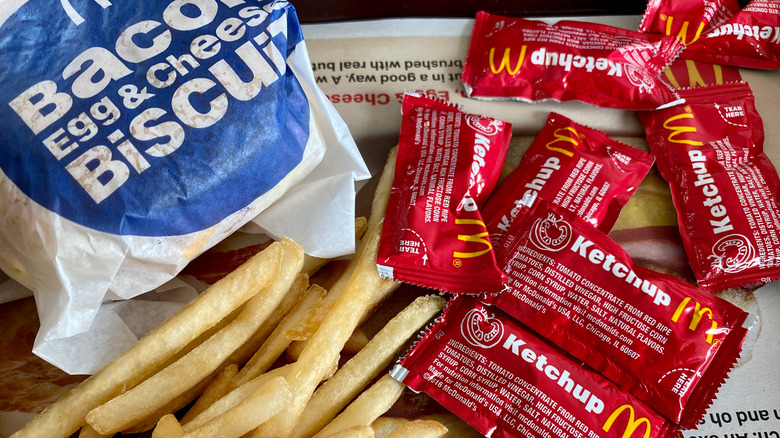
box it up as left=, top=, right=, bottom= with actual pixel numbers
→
left=10, top=148, right=451, bottom=438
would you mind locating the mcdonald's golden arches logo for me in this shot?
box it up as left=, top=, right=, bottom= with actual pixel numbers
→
left=671, top=297, right=719, bottom=344
left=661, top=112, right=704, bottom=146
left=489, top=46, right=528, bottom=75
left=602, top=404, right=652, bottom=438
left=545, top=127, right=580, bottom=157
left=453, top=218, right=493, bottom=259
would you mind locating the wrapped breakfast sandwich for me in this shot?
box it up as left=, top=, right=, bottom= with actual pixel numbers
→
left=0, top=0, right=368, bottom=372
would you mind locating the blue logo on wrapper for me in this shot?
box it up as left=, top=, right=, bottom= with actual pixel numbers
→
left=0, top=0, right=309, bottom=236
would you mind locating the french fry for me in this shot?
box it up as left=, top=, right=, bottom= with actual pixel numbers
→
left=179, top=363, right=239, bottom=425
left=367, top=146, right=396, bottom=233
left=183, top=377, right=292, bottom=438
left=86, top=238, right=304, bottom=435
left=418, top=413, right=482, bottom=438
left=318, top=425, right=375, bottom=438
left=354, top=216, right=368, bottom=240
left=230, top=284, right=327, bottom=389
left=384, top=420, right=448, bottom=438
left=224, top=273, right=309, bottom=374
left=312, top=374, right=406, bottom=438
left=292, top=295, right=446, bottom=438
left=77, top=424, right=108, bottom=438
left=11, top=241, right=284, bottom=438
left=285, top=337, right=306, bottom=362
left=152, top=414, right=185, bottom=438
left=372, top=407, right=497, bottom=438
left=370, top=417, right=410, bottom=438
left=251, top=222, right=398, bottom=437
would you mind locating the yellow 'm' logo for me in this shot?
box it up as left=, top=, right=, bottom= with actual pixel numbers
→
left=665, top=16, right=706, bottom=45
left=602, top=404, right=652, bottom=438
left=453, top=219, right=493, bottom=258
left=544, top=127, right=578, bottom=158
left=663, top=59, right=726, bottom=89
left=671, top=297, right=718, bottom=344
left=489, top=46, right=527, bottom=75
left=662, top=113, right=703, bottom=146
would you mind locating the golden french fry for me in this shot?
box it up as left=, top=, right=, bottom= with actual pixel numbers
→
left=318, top=425, right=375, bottom=438
left=419, top=413, right=483, bottom=438
left=86, top=238, right=304, bottom=435
left=230, top=284, right=327, bottom=389
left=182, top=363, right=293, bottom=431
left=179, top=363, right=239, bottom=425
left=77, top=424, right=108, bottom=438
left=285, top=335, right=307, bottom=362
left=183, top=377, right=292, bottom=438
left=251, top=222, right=398, bottom=438
left=292, top=295, right=446, bottom=438
left=302, top=254, right=329, bottom=278
left=151, top=414, right=184, bottom=438
left=354, top=216, right=368, bottom=240
left=384, top=420, right=448, bottom=438
left=224, top=273, right=309, bottom=372
left=367, top=146, right=397, bottom=234
left=370, top=417, right=409, bottom=438
left=313, top=374, right=406, bottom=438
left=11, top=241, right=284, bottom=438
left=361, top=408, right=483, bottom=437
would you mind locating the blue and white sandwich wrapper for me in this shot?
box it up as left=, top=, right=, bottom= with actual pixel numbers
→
left=0, top=0, right=369, bottom=374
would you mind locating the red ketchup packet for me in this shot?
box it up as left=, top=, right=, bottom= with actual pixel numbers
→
left=638, top=82, right=780, bottom=291
left=376, top=93, right=512, bottom=294
left=391, top=295, right=683, bottom=438
left=639, top=0, right=741, bottom=46
left=481, top=112, right=654, bottom=246
left=462, top=12, right=685, bottom=110
left=489, top=199, right=751, bottom=428
left=651, top=0, right=780, bottom=69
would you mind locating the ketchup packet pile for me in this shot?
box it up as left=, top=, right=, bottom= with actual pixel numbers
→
left=639, top=82, right=780, bottom=291
left=392, top=295, right=683, bottom=438
left=481, top=112, right=654, bottom=245
left=490, top=200, right=750, bottom=428
left=462, top=12, right=685, bottom=110
left=642, top=0, right=780, bottom=69
left=376, top=94, right=511, bottom=294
